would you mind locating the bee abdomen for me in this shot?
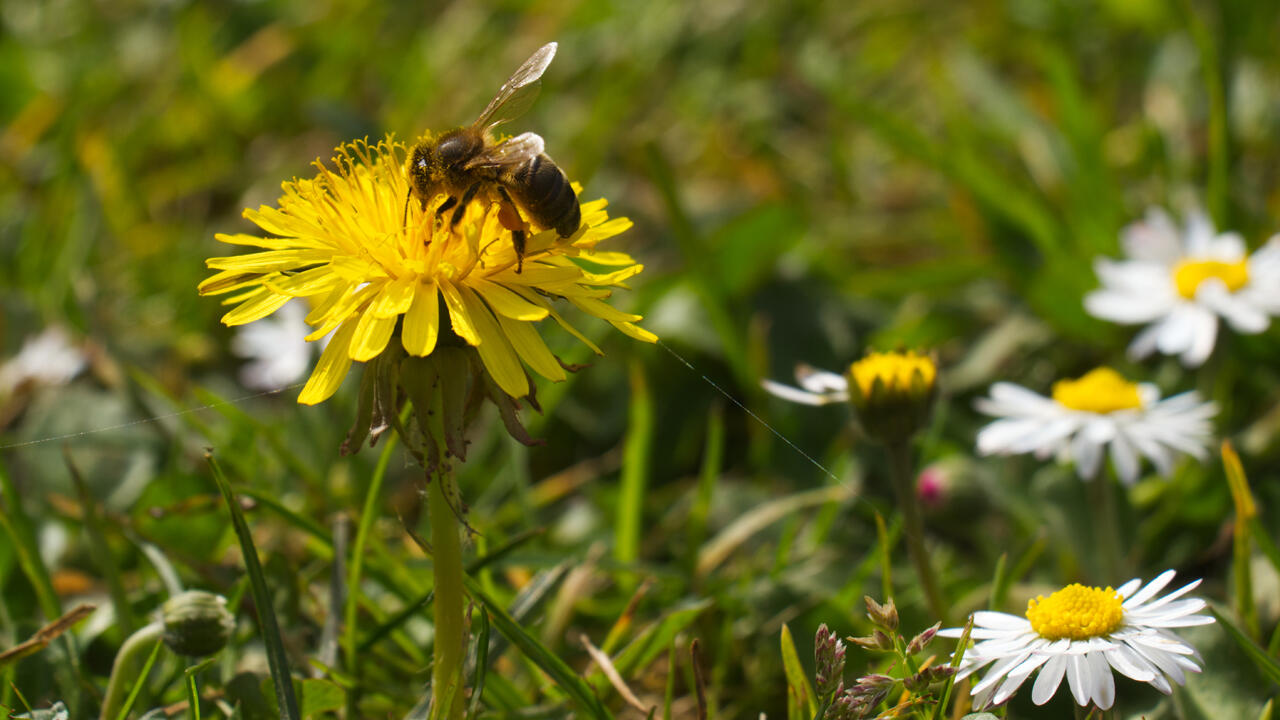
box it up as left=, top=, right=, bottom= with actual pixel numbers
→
left=513, top=155, right=580, bottom=237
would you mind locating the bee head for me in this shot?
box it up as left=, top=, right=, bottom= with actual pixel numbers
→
left=407, top=142, right=434, bottom=198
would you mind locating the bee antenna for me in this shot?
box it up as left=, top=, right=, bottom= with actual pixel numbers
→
left=402, top=189, right=411, bottom=226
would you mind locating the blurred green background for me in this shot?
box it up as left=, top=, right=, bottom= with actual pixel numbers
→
left=2, top=0, right=1279, bottom=717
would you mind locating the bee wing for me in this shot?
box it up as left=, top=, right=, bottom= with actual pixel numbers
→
left=464, top=132, right=545, bottom=170
left=473, top=42, right=558, bottom=131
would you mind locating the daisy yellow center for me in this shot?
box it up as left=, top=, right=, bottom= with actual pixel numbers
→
left=1026, top=584, right=1125, bottom=641
left=848, top=351, right=936, bottom=396
left=1051, top=368, right=1142, bottom=414
left=1172, top=258, right=1250, bottom=299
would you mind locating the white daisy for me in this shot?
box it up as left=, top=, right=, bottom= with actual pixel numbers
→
left=1084, top=206, right=1280, bottom=367
left=231, top=299, right=319, bottom=391
left=939, top=570, right=1214, bottom=710
left=975, top=367, right=1215, bottom=484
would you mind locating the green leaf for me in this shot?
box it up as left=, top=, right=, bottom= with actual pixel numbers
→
left=779, top=624, right=816, bottom=720
left=462, top=574, right=612, bottom=720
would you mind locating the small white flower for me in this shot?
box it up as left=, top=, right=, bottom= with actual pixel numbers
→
left=975, top=368, right=1214, bottom=484
left=1084, top=206, right=1280, bottom=367
left=0, top=326, right=88, bottom=395
left=940, top=570, right=1214, bottom=710
left=231, top=299, right=318, bottom=391
left=761, top=364, right=849, bottom=406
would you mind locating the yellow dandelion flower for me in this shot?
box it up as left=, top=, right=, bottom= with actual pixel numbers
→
left=199, top=136, right=655, bottom=406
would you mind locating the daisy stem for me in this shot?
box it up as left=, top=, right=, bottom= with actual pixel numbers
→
left=885, top=439, right=949, bottom=624
left=429, top=466, right=467, bottom=720
left=1085, top=470, right=1123, bottom=583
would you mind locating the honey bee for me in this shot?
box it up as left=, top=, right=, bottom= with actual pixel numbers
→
left=407, top=42, right=580, bottom=273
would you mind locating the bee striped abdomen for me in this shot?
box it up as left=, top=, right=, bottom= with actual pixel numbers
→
left=513, top=154, right=580, bottom=237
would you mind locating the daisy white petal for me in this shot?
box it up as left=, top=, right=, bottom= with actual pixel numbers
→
left=760, top=378, right=845, bottom=406
left=794, top=364, right=848, bottom=394
left=1032, top=655, right=1068, bottom=705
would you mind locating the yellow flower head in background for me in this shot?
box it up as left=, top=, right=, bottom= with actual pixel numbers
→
left=199, top=137, right=655, bottom=406
left=845, top=350, right=938, bottom=442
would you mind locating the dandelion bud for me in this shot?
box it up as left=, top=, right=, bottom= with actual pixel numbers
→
left=863, top=596, right=899, bottom=631
left=905, top=622, right=941, bottom=655
left=161, top=590, right=235, bottom=657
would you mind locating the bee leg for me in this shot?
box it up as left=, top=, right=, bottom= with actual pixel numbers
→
left=512, top=230, right=526, bottom=273
left=495, top=185, right=528, bottom=273
left=435, top=195, right=458, bottom=221
left=450, top=182, right=482, bottom=227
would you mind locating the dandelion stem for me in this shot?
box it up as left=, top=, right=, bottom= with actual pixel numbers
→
left=429, top=467, right=466, bottom=720
left=885, top=440, right=948, bottom=624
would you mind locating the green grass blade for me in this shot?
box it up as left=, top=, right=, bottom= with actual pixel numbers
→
left=662, top=640, right=675, bottom=720
left=184, top=657, right=217, bottom=720
left=65, top=450, right=134, bottom=635
left=206, top=452, right=301, bottom=720
left=1222, top=441, right=1259, bottom=638
left=466, top=609, right=490, bottom=720
left=114, top=639, right=162, bottom=720
left=875, top=511, right=892, bottom=602
left=1181, top=0, right=1230, bottom=225
left=685, top=403, right=724, bottom=576
left=344, top=431, right=399, bottom=684
left=615, top=360, right=652, bottom=587
left=779, top=624, right=816, bottom=719
left=602, top=599, right=712, bottom=682
left=461, top=574, right=612, bottom=720
left=1209, top=606, right=1280, bottom=687
left=0, top=459, right=83, bottom=711
left=0, top=461, right=61, bottom=622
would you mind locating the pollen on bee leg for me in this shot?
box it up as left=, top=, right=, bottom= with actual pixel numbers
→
left=497, top=202, right=524, bottom=232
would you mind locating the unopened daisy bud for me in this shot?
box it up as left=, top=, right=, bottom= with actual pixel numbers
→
left=849, top=629, right=894, bottom=651
left=845, top=350, right=937, bottom=441
left=905, top=622, right=940, bottom=655
left=161, top=590, right=235, bottom=657
left=863, top=596, right=899, bottom=631
left=814, top=623, right=847, bottom=698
